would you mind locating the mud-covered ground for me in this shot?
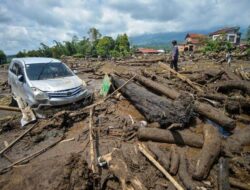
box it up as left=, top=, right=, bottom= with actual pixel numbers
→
left=0, top=54, right=250, bottom=190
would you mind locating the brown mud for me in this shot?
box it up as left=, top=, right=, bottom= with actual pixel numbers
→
left=0, top=54, right=250, bottom=190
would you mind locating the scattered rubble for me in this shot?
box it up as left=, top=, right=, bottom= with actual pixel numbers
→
left=0, top=53, right=250, bottom=190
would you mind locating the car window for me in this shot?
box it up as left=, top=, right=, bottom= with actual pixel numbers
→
left=11, top=63, right=18, bottom=75
left=16, top=64, right=24, bottom=76
left=25, top=62, right=73, bottom=80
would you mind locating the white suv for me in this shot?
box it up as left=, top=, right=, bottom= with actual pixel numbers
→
left=8, top=57, right=92, bottom=109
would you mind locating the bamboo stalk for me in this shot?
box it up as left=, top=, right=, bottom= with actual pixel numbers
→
left=89, top=107, right=96, bottom=172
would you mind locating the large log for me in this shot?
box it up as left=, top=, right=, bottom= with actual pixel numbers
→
left=147, top=142, right=170, bottom=171
left=138, top=128, right=203, bottom=148
left=199, top=93, right=250, bottom=114
left=112, top=75, right=193, bottom=126
left=116, top=57, right=166, bottom=64
left=128, top=74, right=236, bottom=130
left=223, top=66, right=241, bottom=81
left=133, top=74, right=180, bottom=99
left=178, top=151, right=199, bottom=190
left=102, top=148, right=147, bottom=190
left=169, top=146, right=180, bottom=175
left=193, top=124, right=221, bottom=180
left=138, top=143, right=184, bottom=190
left=208, top=80, right=250, bottom=95
left=194, top=101, right=236, bottom=130
left=229, top=178, right=250, bottom=190
left=223, top=127, right=250, bottom=154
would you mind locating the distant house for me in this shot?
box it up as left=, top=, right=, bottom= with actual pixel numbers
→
left=185, top=33, right=207, bottom=45
left=209, top=26, right=241, bottom=45
left=136, top=48, right=163, bottom=55
left=178, top=33, right=207, bottom=52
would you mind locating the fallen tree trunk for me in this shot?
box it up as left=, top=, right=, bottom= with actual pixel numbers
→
left=133, top=74, right=180, bottom=99
left=112, top=75, right=193, bottom=126
left=138, top=128, right=203, bottom=148
left=147, top=142, right=170, bottom=171
left=194, top=101, right=236, bottom=130
left=116, top=57, right=166, bottom=64
left=102, top=148, right=147, bottom=190
left=193, top=124, right=221, bottom=180
left=206, top=70, right=225, bottom=84
left=124, top=75, right=236, bottom=130
left=169, top=145, right=180, bottom=175
left=208, top=80, right=250, bottom=95
left=198, top=93, right=250, bottom=114
left=138, top=143, right=184, bottom=190
left=223, top=66, right=242, bottom=81
left=229, top=178, right=250, bottom=190
left=179, top=151, right=199, bottom=190
left=223, top=127, right=250, bottom=154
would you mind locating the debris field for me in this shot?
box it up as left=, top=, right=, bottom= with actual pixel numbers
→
left=0, top=54, right=250, bottom=190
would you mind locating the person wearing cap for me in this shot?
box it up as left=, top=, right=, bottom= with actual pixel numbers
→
left=171, top=40, right=179, bottom=71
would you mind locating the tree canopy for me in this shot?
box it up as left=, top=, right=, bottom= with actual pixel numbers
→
left=16, top=28, right=131, bottom=59
left=0, top=50, right=7, bottom=64
left=246, top=25, right=250, bottom=41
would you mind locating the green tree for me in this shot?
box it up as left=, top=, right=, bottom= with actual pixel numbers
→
left=96, top=36, right=115, bottom=58
left=0, top=50, right=7, bottom=64
left=203, top=34, right=233, bottom=53
left=88, top=27, right=101, bottom=43
left=51, top=41, right=67, bottom=58
left=39, top=43, right=52, bottom=57
left=115, top=34, right=130, bottom=50
left=246, top=25, right=250, bottom=41
left=16, top=51, right=27, bottom=58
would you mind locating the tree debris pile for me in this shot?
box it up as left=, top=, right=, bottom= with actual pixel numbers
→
left=0, top=55, right=250, bottom=190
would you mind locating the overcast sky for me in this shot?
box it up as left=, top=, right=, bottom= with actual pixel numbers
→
left=0, top=0, right=249, bottom=54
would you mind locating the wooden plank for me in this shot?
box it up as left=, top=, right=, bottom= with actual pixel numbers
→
left=0, top=105, right=21, bottom=112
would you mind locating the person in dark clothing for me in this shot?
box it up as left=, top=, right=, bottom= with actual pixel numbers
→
left=171, top=40, right=179, bottom=71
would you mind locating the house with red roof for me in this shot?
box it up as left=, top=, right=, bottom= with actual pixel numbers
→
left=178, top=33, right=207, bottom=52
left=136, top=48, right=164, bottom=55
left=185, top=33, right=207, bottom=45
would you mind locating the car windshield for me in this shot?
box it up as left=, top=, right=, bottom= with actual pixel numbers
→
left=25, top=62, right=74, bottom=80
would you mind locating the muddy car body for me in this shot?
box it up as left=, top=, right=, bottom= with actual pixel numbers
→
left=8, top=57, right=91, bottom=109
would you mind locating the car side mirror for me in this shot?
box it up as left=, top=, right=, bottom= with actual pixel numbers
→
left=18, top=75, right=24, bottom=82
left=73, top=70, right=78, bottom=74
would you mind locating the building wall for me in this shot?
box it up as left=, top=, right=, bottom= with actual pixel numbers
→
left=211, top=33, right=240, bottom=45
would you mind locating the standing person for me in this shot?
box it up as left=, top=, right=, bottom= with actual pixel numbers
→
left=226, top=50, right=232, bottom=67
left=171, top=40, right=179, bottom=71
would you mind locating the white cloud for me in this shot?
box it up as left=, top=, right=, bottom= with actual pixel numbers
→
left=0, top=0, right=249, bottom=54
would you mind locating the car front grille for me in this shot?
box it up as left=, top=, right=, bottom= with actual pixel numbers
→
left=47, top=86, right=83, bottom=98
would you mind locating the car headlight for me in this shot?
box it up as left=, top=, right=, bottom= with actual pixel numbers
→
left=32, top=87, right=49, bottom=100
left=82, top=80, right=86, bottom=87
left=79, top=80, right=87, bottom=91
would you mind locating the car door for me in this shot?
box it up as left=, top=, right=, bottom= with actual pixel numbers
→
left=15, top=62, right=28, bottom=101
left=9, top=62, right=19, bottom=96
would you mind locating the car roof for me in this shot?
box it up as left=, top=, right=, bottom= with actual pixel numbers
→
left=12, top=57, right=61, bottom=65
